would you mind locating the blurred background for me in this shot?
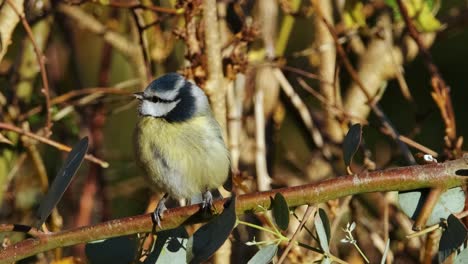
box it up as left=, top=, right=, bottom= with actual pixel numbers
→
left=0, top=0, right=468, bottom=263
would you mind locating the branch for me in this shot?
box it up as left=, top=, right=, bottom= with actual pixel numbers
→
left=0, top=123, right=109, bottom=168
left=0, top=157, right=467, bottom=263
left=203, top=0, right=226, bottom=131
left=313, top=2, right=415, bottom=164
left=86, top=0, right=184, bottom=15
left=6, top=0, right=52, bottom=135
left=395, top=0, right=459, bottom=153
left=312, top=0, right=342, bottom=142
left=57, top=4, right=147, bottom=86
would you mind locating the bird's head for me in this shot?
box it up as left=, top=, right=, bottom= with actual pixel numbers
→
left=134, top=73, right=211, bottom=122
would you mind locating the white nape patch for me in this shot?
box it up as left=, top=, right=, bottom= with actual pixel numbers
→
left=139, top=99, right=181, bottom=117
left=190, top=83, right=210, bottom=114
left=155, top=78, right=185, bottom=101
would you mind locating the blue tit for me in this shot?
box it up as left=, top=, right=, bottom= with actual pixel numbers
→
left=133, top=73, right=230, bottom=226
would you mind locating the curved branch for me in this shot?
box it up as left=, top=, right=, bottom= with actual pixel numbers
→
left=0, top=157, right=467, bottom=263
left=6, top=0, right=53, bottom=135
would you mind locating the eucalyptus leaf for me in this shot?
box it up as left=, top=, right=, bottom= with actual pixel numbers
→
left=272, top=193, right=289, bottom=231
left=315, top=208, right=330, bottom=254
left=321, top=257, right=331, bottom=264
left=186, top=197, right=236, bottom=263
left=399, top=187, right=465, bottom=226
left=146, top=226, right=188, bottom=264
left=318, top=208, right=330, bottom=241
left=439, top=214, right=468, bottom=263
left=343, top=123, right=362, bottom=167
left=454, top=248, right=468, bottom=264
left=35, top=137, right=88, bottom=228
left=247, top=244, right=278, bottom=264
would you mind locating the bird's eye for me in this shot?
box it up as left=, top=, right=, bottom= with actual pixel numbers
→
left=151, top=96, right=160, bottom=103
left=150, top=96, right=172, bottom=103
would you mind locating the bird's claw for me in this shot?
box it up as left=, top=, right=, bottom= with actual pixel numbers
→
left=202, top=190, right=213, bottom=212
left=153, top=195, right=168, bottom=228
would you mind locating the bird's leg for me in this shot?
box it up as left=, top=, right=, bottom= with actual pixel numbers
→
left=202, top=189, right=213, bottom=211
left=153, top=193, right=168, bottom=228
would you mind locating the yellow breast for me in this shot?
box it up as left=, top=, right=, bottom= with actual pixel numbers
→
left=134, top=116, right=230, bottom=199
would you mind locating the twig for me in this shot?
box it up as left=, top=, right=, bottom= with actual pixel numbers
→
left=227, top=75, right=244, bottom=175
left=273, top=68, right=329, bottom=157
left=57, top=4, right=147, bottom=86
left=413, top=188, right=444, bottom=231
left=23, top=138, right=49, bottom=193
left=312, top=0, right=342, bottom=142
left=19, top=88, right=131, bottom=120
left=0, top=122, right=109, bottom=168
left=0, top=157, right=467, bottom=263
left=254, top=88, right=271, bottom=191
left=395, top=0, right=458, bottom=153
left=130, top=9, right=152, bottom=83
left=281, top=65, right=334, bottom=86
left=0, top=224, right=44, bottom=238
left=6, top=0, right=52, bottom=136
left=297, top=78, right=368, bottom=124
left=90, top=0, right=184, bottom=15
left=312, top=0, right=416, bottom=165
left=277, top=205, right=316, bottom=264
left=398, top=135, right=438, bottom=157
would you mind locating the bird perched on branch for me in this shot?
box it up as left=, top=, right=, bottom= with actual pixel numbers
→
left=133, top=73, right=230, bottom=226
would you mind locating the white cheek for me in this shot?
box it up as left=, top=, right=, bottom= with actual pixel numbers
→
left=139, top=99, right=180, bottom=117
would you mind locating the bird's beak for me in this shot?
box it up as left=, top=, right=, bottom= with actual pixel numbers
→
left=133, top=92, right=144, bottom=100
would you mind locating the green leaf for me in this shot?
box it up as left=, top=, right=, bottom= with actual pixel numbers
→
left=247, top=244, right=278, bottom=264
left=186, top=197, right=237, bottom=263
left=399, top=187, right=465, bottom=226
left=271, top=193, right=290, bottom=231
left=315, top=208, right=330, bottom=254
left=85, top=235, right=137, bottom=264
left=343, top=123, right=362, bottom=167
left=343, top=0, right=366, bottom=29
left=439, top=214, right=468, bottom=263
left=415, top=3, right=441, bottom=32
left=385, top=0, right=441, bottom=31
left=35, top=137, right=88, bottom=228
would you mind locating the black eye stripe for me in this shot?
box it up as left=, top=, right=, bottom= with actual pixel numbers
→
left=146, top=95, right=174, bottom=103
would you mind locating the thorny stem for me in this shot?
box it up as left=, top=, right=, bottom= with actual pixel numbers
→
left=0, top=157, right=467, bottom=263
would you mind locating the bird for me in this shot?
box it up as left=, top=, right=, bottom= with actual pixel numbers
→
left=133, top=73, right=230, bottom=227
